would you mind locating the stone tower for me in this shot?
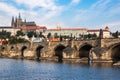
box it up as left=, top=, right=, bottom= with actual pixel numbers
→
left=16, top=13, right=22, bottom=28
left=97, top=29, right=103, bottom=47
left=11, top=16, right=15, bottom=28
left=12, top=13, right=23, bottom=28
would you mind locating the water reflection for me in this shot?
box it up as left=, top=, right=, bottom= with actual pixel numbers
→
left=0, top=58, right=120, bottom=80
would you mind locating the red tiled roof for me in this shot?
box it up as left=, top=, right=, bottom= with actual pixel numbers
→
left=21, top=26, right=37, bottom=30
left=88, top=29, right=109, bottom=32
left=21, top=26, right=47, bottom=30
left=48, top=28, right=87, bottom=31
left=37, top=26, right=47, bottom=29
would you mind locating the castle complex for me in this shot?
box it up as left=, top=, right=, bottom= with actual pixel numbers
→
left=0, top=13, right=111, bottom=38
left=11, top=13, right=36, bottom=28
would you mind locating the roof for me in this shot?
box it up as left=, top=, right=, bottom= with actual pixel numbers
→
left=0, top=26, right=12, bottom=28
left=21, top=26, right=37, bottom=30
left=48, top=28, right=87, bottom=31
left=22, top=22, right=36, bottom=26
left=0, top=26, right=12, bottom=29
left=88, top=29, right=109, bottom=32
left=37, top=26, right=47, bottom=29
left=21, top=26, right=47, bottom=30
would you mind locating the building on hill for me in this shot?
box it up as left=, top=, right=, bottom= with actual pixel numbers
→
left=87, top=26, right=110, bottom=38
left=0, top=13, right=47, bottom=36
left=12, top=13, right=47, bottom=33
left=45, top=26, right=111, bottom=39
left=11, top=13, right=36, bottom=28
left=0, top=26, right=20, bottom=36
left=21, top=26, right=47, bottom=33
left=45, top=27, right=88, bottom=38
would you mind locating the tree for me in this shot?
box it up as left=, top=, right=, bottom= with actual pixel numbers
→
left=0, top=30, right=11, bottom=39
left=16, top=30, right=25, bottom=37
left=38, top=32, right=45, bottom=38
left=47, top=33, right=51, bottom=38
left=92, top=33, right=97, bottom=39
left=88, top=33, right=92, bottom=39
left=112, top=31, right=119, bottom=38
left=54, top=33, right=59, bottom=38
left=9, top=36, right=28, bottom=44
left=27, top=31, right=34, bottom=39
left=39, top=32, right=43, bottom=37
left=60, top=35, right=63, bottom=41
left=33, top=32, right=37, bottom=38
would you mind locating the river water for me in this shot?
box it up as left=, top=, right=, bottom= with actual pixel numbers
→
left=0, top=58, right=120, bottom=80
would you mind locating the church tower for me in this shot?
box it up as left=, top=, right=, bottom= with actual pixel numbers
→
left=11, top=16, right=15, bottom=28
left=11, top=13, right=23, bottom=28
left=16, top=13, right=22, bottom=28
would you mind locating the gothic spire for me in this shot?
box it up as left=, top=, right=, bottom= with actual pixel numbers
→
left=18, top=12, right=22, bottom=20
left=11, top=16, right=14, bottom=28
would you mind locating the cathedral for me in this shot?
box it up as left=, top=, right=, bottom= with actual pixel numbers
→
left=11, top=13, right=36, bottom=28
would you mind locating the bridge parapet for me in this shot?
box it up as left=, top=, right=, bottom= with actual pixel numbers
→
left=101, top=38, right=120, bottom=48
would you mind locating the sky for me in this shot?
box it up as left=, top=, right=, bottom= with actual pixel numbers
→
left=0, top=0, right=120, bottom=32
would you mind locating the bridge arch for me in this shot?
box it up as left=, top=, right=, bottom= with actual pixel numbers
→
left=21, top=46, right=27, bottom=57
left=54, top=44, right=66, bottom=62
left=109, top=43, right=120, bottom=62
left=36, top=45, right=44, bottom=59
left=79, top=43, right=93, bottom=59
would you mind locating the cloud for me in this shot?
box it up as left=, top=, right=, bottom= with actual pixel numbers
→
left=90, top=0, right=111, bottom=10
left=15, top=0, right=59, bottom=10
left=72, top=0, right=120, bottom=30
left=71, top=0, right=80, bottom=4
left=70, top=0, right=81, bottom=6
left=0, top=0, right=120, bottom=32
left=0, top=2, right=19, bottom=16
left=0, top=0, right=64, bottom=27
left=101, top=21, right=120, bottom=32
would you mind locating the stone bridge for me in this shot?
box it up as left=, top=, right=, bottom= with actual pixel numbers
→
left=0, top=38, right=120, bottom=62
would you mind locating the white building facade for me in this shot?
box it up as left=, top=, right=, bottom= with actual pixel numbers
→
left=0, top=27, right=20, bottom=36
left=87, top=26, right=110, bottom=38
left=45, top=28, right=88, bottom=38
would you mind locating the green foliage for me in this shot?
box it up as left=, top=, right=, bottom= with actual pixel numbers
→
left=81, top=33, right=97, bottom=39
left=0, top=30, right=11, bottom=39
left=39, top=32, right=45, bottom=38
left=88, top=33, right=92, bottom=39
left=92, top=33, right=97, bottom=38
left=27, top=31, right=35, bottom=38
left=9, top=36, right=28, bottom=44
left=111, top=31, right=119, bottom=38
left=47, top=33, right=51, bottom=38
left=39, top=32, right=42, bottom=37
left=54, top=33, right=59, bottom=38
left=62, top=35, right=70, bottom=39
left=60, top=35, right=63, bottom=41
left=16, top=30, right=25, bottom=37
left=34, top=32, right=37, bottom=37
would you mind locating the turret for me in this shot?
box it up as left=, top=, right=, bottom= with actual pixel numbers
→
left=105, top=26, right=109, bottom=31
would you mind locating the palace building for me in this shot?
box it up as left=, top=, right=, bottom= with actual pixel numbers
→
left=87, top=26, right=110, bottom=38
left=45, top=27, right=88, bottom=38
left=45, top=26, right=111, bottom=39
